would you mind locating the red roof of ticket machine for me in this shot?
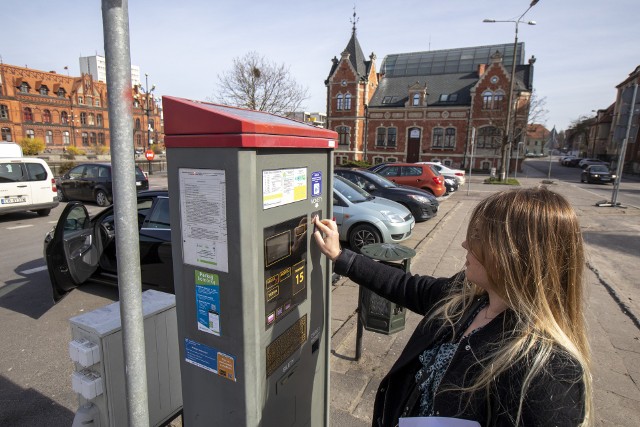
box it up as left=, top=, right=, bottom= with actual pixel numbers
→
left=163, top=96, right=337, bottom=149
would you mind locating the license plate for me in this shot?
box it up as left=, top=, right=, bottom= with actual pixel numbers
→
left=1, top=197, right=26, bottom=204
left=136, top=181, right=142, bottom=186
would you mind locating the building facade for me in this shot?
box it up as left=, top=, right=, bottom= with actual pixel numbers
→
left=0, top=63, right=161, bottom=152
left=326, top=28, right=535, bottom=171
left=79, top=54, right=141, bottom=87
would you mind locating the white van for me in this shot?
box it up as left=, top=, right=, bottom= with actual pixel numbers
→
left=0, top=142, right=24, bottom=158
left=0, top=158, right=59, bottom=216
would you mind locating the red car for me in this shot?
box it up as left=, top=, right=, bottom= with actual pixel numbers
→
left=374, top=163, right=446, bottom=197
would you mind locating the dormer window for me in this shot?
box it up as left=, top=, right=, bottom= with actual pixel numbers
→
left=439, top=94, right=458, bottom=102
left=39, top=86, right=49, bottom=96
left=20, top=82, right=30, bottom=93
left=412, top=93, right=420, bottom=106
left=57, top=88, right=66, bottom=98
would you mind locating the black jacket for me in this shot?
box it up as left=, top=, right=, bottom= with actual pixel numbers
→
left=334, top=249, right=585, bottom=427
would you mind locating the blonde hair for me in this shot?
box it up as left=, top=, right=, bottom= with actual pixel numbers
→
left=432, top=187, right=592, bottom=425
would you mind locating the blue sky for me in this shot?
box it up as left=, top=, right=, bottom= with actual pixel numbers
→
left=3, top=0, right=639, bottom=131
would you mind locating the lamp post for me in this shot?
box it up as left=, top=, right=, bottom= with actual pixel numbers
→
left=514, top=141, right=524, bottom=179
left=138, top=74, right=155, bottom=174
left=484, top=0, right=539, bottom=181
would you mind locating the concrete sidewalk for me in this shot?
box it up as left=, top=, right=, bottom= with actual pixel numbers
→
left=329, top=166, right=640, bottom=426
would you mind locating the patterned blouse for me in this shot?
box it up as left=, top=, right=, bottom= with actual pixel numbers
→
left=415, top=297, right=489, bottom=416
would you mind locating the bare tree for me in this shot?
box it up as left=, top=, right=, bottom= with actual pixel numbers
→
left=526, top=90, right=549, bottom=130
left=212, top=52, right=309, bottom=116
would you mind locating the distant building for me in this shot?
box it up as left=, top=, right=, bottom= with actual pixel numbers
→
left=525, top=124, right=550, bottom=156
left=79, top=55, right=141, bottom=87
left=326, top=23, right=535, bottom=171
left=285, top=111, right=327, bottom=128
left=0, top=62, right=161, bottom=151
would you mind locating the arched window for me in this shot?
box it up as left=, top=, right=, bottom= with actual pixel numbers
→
left=135, top=118, right=141, bottom=130
left=26, top=129, right=35, bottom=139
left=43, top=109, right=52, bottom=123
left=61, top=111, right=68, bottom=124
left=336, top=94, right=343, bottom=111
left=482, top=91, right=493, bottom=109
left=336, top=126, right=350, bottom=146
left=1, top=127, right=12, bottom=142
left=412, top=93, right=420, bottom=106
left=97, top=114, right=103, bottom=127
left=0, top=104, right=9, bottom=120
left=45, top=130, right=53, bottom=145
left=344, top=93, right=352, bottom=110
left=23, top=107, right=33, bottom=121
left=477, top=126, right=501, bottom=148
left=432, top=128, right=444, bottom=148
left=493, top=91, right=505, bottom=109
left=63, top=131, right=70, bottom=145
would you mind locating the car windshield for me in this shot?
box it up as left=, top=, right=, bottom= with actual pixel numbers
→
left=590, top=165, right=608, bottom=172
left=359, top=170, right=398, bottom=188
left=334, top=176, right=372, bottom=203
left=135, top=167, right=146, bottom=180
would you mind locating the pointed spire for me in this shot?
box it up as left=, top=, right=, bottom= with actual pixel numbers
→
left=350, top=5, right=359, bottom=36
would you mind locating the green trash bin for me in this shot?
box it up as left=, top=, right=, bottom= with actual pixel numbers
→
left=358, top=243, right=416, bottom=335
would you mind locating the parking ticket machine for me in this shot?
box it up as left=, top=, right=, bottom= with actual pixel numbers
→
left=163, top=96, right=336, bottom=426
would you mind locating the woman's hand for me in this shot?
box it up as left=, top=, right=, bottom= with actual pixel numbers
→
left=312, top=216, right=342, bottom=261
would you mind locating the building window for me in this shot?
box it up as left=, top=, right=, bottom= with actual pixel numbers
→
left=149, top=119, right=154, bottom=130
left=39, top=86, right=49, bottom=96
left=136, top=134, right=142, bottom=146
left=336, top=94, right=343, bottom=111
left=432, top=128, right=444, bottom=148
left=63, top=131, right=70, bottom=145
left=78, top=96, right=84, bottom=105
left=344, top=94, right=352, bottom=110
left=80, top=112, right=87, bottom=125
left=81, top=132, right=89, bottom=146
left=98, top=133, right=105, bottom=145
left=477, top=126, right=501, bottom=148
left=95, top=99, right=100, bottom=107
left=90, top=132, right=97, bottom=145
left=26, top=129, right=35, bottom=139
left=444, top=128, right=456, bottom=148
left=23, top=107, right=33, bottom=121
left=336, top=126, right=350, bottom=146
left=376, top=127, right=397, bottom=147
left=493, top=91, right=505, bottom=109
left=135, top=118, right=141, bottom=130
left=482, top=91, right=493, bottom=109
left=97, top=114, right=103, bottom=127
left=0, top=104, right=9, bottom=120
left=1, top=127, right=12, bottom=142
left=57, top=88, right=66, bottom=97
left=45, top=130, right=53, bottom=145
left=43, top=109, right=52, bottom=123
left=134, top=99, right=140, bottom=108
left=372, top=156, right=384, bottom=165
left=61, top=111, right=68, bottom=124
left=20, top=82, right=30, bottom=93
left=88, top=113, right=95, bottom=126
left=412, top=93, right=420, bottom=106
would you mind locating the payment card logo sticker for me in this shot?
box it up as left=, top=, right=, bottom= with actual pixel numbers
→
left=184, top=339, right=237, bottom=382
left=311, top=171, right=322, bottom=197
left=195, top=270, right=221, bottom=336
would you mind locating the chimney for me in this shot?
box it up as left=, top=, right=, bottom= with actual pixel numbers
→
left=477, top=63, right=486, bottom=76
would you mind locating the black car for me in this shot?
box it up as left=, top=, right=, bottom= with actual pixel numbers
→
left=44, top=190, right=173, bottom=301
left=334, top=168, right=439, bottom=221
left=57, top=162, right=149, bottom=207
left=580, top=165, right=616, bottom=184
left=443, top=177, right=459, bottom=194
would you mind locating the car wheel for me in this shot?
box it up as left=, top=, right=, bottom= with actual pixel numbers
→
left=349, top=224, right=382, bottom=252
left=95, top=190, right=110, bottom=207
left=57, top=188, right=67, bottom=202
left=36, top=209, right=51, bottom=216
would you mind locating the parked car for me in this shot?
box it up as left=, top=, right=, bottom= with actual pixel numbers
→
left=333, top=175, right=414, bottom=251
left=56, top=162, right=149, bottom=207
left=565, top=157, right=584, bottom=167
left=373, top=163, right=447, bottom=197
left=444, top=177, right=459, bottom=194
left=334, top=168, right=438, bottom=222
left=581, top=165, right=617, bottom=184
left=44, top=190, right=173, bottom=302
left=367, top=163, right=390, bottom=174
left=559, top=155, right=577, bottom=165
left=0, top=157, right=59, bottom=216
left=578, top=158, right=609, bottom=169
left=416, top=162, right=466, bottom=185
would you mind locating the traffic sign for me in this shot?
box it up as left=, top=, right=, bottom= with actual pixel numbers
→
left=145, top=150, right=155, bottom=161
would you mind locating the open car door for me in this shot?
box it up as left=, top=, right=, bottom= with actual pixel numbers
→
left=46, top=202, right=102, bottom=302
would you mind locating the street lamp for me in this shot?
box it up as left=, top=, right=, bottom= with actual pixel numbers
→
left=484, top=0, right=539, bottom=180
left=138, top=73, right=156, bottom=174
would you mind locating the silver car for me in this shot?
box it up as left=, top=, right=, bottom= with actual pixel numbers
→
left=333, top=175, right=415, bottom=251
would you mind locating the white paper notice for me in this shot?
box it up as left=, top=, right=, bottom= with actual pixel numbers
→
left=399, top=417, right=480, bottom=427
left=179, top=168, right=229, bottom=273
left=263, top=168, right=307, bottom=209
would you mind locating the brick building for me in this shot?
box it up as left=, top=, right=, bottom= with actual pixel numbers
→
left=0, top=63, right=162, bottom=152
left=326, top=27, right=535, bottom=171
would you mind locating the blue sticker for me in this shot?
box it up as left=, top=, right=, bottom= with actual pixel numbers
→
left=311, top=171, right=322, bottom=197
left=195, top=270, right=221, bottom=336
left=184, top=338, right=236, bottom=381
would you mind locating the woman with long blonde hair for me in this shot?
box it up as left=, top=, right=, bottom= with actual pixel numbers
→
left=313, top=187, right=592, bottom=426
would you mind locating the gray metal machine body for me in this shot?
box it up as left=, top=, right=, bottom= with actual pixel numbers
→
left=163, top=96, right=335, bottom=426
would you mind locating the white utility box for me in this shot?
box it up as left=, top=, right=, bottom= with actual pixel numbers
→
left=69, top=290, right=182, bottom=426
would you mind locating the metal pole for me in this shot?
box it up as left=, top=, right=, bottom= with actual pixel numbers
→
left=514, top=144, right=519, bottom=179
left=101, top=1, right=150, bottom=426
left=611, top=83, right=638, bottom=206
